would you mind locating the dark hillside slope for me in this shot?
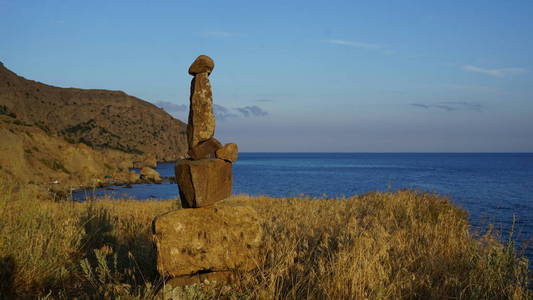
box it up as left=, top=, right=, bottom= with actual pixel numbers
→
left=0, top=62, right=187, bottom=161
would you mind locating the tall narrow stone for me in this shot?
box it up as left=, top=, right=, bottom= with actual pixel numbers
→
left=187, top=56, right=216, bottom=150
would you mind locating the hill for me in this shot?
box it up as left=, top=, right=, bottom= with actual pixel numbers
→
left=0, top=62, right=187, bottom=162
left=0, top=114, right=136, bottom=190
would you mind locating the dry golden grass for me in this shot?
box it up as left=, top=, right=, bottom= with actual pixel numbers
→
left=0, top=180, right=531, bottom=299
left=224, top=194, right=531, bottom=299
left=0, top=182, right=175, bottom=299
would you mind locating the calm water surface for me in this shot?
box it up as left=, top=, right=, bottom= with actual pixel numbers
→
left=73, top=153, right=533, bottom=261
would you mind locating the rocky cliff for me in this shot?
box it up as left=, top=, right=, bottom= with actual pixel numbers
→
left=0, top=62, right=187, bottom=162
left=0, top=114, right=136, bottom=190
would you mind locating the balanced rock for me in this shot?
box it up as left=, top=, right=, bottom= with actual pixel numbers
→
left=175, top=158, right=231, bottom=208
left=188, top=137, right=222, bottom=160
left=187, top=72, right=215, bottom=149
left=215, top=143, right=238, bottom=163
left=152, top=205, right=262, bottom=277
left=188, top=55, right=215, bottom=75
left=140, top=167, right=162, bottom=184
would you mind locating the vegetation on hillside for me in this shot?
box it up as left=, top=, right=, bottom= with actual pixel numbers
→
left=0, top=63, right=188, bottom=162
left=0, top=115, right=137, bottom=190
left=0, top=180, right=530, bottom=299
left=0, top=63, right=191, bottom=190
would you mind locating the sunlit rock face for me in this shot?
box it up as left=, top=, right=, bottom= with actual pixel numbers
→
left=153, top=55, right=252, bottom=286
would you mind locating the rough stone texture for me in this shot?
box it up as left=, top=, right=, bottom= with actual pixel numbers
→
left=175, top=159, right=232, bottom=208
left=188, top=137, right=222, bottom=160
left=140, top=167, right=162, bottom=184
left=188, top=55, right=215, bottom=76
left=156, top=272, right=234, bottom=299
left=215, top=143, right=238, bottom=163
left=187, top=72, right=215, bottom=149
left=128, top=171, right=140, bottom=184
left=152, top=205, right=262, bottom=277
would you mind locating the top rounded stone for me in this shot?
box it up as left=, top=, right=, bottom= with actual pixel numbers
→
left=188, top=55, right=215, bottom=76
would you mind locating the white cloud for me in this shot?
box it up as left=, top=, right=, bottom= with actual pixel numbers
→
left=463, top=65, right=528, bottom=77
left=156, top=101, right=187, bottom=114
left=216, top=104, right=268, bottom=120
left=214, top=104, right=238, bottom=120
left=236, top=105, right=268, bottom=117
left=411, top=101, right=483, bottom=112
left=158, top=102, right=268, bottom=121
left=326, top=39, right=383, bottom=49
left=325, top=39, right=393, bottom=54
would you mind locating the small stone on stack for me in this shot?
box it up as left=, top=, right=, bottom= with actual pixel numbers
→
left=216, top=143, right=239, bottom=163
left=188, top=137, right=222, bottom=160
left=188, top=55, right=214, bottom=76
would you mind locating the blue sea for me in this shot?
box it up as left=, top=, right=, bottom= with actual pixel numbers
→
left=73, top=153, right=533, bottom=262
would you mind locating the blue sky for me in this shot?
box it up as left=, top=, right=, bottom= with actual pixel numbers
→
left=1, top=0, right=532, bottom=151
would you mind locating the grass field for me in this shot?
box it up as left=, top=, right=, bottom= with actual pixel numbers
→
left=0, top=180, right=531, bottom=299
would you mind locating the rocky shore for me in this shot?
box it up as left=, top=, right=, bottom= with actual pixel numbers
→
left=0, top=62, right=190, bottom=196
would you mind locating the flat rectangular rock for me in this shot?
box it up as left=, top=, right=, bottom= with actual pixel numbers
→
left=152, top=206, right=262, bottom=277
left=175, top=158, right=232, bottom=208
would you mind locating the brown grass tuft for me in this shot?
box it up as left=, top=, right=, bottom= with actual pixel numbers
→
left=222, top=193, right=531, bottom=299
left=0, top=180, right=530, bottom=299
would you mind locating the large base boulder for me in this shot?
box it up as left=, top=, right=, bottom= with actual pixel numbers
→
left=152, top=205, right=262, bottom=277
left=175, top=158, right=232, bottom=208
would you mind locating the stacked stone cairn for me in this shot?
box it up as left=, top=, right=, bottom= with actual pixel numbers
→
left=152, top=55, right=262, bottom=289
